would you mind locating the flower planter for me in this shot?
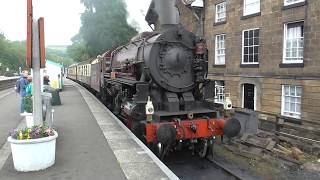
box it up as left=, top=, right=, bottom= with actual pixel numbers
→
left=7, top=131, right=58, bottom=172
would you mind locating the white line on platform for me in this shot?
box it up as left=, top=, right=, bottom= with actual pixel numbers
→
left=0, top=118, right=26, bottom=170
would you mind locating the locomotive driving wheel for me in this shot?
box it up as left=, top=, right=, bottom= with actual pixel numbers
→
left=155, top=142, right=171, bottom=160
left=197, top=139, right=208, bottom=158
left=197, top=138, right=215, bottom=160
left=206, top=138, right=216, bottom=162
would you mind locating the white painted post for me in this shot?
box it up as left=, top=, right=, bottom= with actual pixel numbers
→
left=32, top=20, right=43, bottom=126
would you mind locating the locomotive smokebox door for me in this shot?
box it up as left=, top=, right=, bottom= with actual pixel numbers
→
left=143, top=26, right=197, bottom=93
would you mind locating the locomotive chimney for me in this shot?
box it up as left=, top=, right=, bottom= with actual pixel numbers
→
left=155, top=0, right=179, bottom=31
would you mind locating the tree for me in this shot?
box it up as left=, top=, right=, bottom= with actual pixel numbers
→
left=68, top=0, right=138, bottom=61
left=46, top=48, right=74, bottom=67
left=0, top=33, right=26, bottom=74
left=66, top=41, right=90, bottom=62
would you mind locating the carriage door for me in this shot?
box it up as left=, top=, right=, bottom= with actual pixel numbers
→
left=243, top=83, right=255, bottom=110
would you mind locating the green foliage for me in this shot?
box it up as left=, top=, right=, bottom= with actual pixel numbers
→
left=46, top=48, right=74, bottom=66
left=24, top=96, right=33, bottom=113
left=66, top=41, right=90, bottom=62
left=0, top=33, right=26, bottom=74
left=67, top=0, right=138, bottom=61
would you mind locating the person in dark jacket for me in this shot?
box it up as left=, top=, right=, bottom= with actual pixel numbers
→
left=19, top=70, right=29, bottom=114
left=43, top=75, right=50, bottom=92
left=43, top=75, right=50, bottom=85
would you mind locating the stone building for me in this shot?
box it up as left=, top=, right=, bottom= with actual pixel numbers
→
left=145, top=0, right=320, bottom=135
left=205, top=0, right=320, bottom=128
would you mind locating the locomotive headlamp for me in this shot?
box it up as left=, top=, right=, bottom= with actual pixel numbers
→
left=146, top=96, right=154, bottom=122
left=224, top=93, right=233, bottom=110
left=148, top=107, right=154, bottom=113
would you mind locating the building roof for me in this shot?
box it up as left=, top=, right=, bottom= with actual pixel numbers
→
left=46, top=60, right=64, bottom=68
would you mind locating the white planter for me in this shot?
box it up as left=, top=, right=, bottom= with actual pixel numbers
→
left=7, top=131, right=58, bottom=172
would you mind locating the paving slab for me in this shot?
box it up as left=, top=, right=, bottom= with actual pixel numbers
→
left=0, top=90, right=23, bottom=148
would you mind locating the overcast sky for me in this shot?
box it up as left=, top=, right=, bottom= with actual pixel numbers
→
left=0, top=0, right=152, bottom=46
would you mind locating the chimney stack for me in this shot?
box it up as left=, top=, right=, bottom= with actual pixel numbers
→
left=155, top=0, right=179, bottom=31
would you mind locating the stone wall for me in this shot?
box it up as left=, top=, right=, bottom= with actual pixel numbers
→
left=177, top=1, right=199, bottom=34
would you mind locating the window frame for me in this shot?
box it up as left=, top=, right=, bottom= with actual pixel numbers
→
left=284, top=0, right=305, bottom=6
left=215, top=34, right=226, bottom=65
left=214, top=81, right=225, bottom=104
left=281, top=85, right=302, bottom=119
left=283, top=21, right=304, bottom=64
left=242, top=28, right=260, bottom=65
left=243, top=0, right=260, bottom=16
left=215, top=1, right=227, bottom=23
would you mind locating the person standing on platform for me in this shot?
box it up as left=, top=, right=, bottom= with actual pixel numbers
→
left=24, top=75, right=33, bottom=113
left=43, top=75, right=50, bottom=85
left=43, top=75, right=50, bottom=92
left=18, top=70, right=29, bottom=114
left=26, top=75, right=33, bottom=96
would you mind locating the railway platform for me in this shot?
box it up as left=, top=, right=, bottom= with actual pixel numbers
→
left=0, top=79, right=178, bottom=180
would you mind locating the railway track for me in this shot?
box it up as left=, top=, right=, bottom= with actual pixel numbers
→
left=164, top=149, right=255, bottom=180
left=0, top=77, right=19, bottom=91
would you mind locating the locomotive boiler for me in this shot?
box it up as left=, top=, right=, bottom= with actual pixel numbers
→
left=101, top=0, right=241, bottom=159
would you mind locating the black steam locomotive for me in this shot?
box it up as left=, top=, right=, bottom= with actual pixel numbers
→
left=67, top=0, right=240, bottom=159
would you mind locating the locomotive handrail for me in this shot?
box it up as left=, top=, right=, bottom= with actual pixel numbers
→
left=153, top=40, right=195, bottom=50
